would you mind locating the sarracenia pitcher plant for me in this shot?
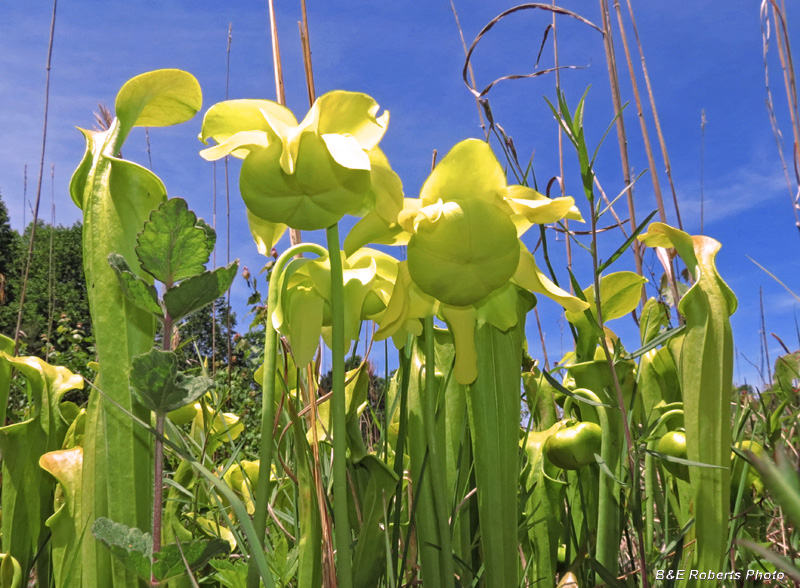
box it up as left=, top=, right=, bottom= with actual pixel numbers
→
left=69, top=69, right=202, bottom=588
left=0, top=61, right=772, bottom=588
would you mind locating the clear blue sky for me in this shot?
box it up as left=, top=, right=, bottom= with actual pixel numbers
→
left=1, top=1, right=798, bottom=387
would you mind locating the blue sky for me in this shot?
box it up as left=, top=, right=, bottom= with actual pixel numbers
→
left=1, top=1, right=798, bottom=386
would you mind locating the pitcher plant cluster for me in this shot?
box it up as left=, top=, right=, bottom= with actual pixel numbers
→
left=0, top=68, right=796, bottom=588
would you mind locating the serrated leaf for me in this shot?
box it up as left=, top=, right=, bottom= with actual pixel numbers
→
left=130, top=349, right=213, bottom=415
left=152, top=539, right=230, bottom=582
left=108, top=253, right=163, bottom=317
left=163, top=262, right=238, bottom=322
left=91, top=518, right=152, bottom=582
left=210, top=558, right=248, bottom=588
left=136, top=198, right=214, bottom=285
left=92, top=518, right=229, bottom=584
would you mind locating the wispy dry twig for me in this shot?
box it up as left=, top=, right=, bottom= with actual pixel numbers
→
left=15, top=0, right=58, bottom=355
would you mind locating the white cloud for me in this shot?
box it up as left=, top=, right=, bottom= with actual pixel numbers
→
left=678, top=164, right=791, bottom=229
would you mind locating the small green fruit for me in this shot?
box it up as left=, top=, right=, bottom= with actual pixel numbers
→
left=656, top=430, right=690, bottom=481
left=731, top=440, right=765, bottom=496
left=544, top=420, right=602, bottom=470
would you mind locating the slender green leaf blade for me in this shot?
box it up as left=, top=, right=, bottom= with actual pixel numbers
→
left=597, top=209, right=658, bottom=274
left=624, top=325, right=685, bottom=360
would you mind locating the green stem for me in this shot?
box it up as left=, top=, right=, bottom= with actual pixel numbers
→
left=564, top=389, right=614, bottom=572
left=247, top=242, right=327, bottom=588
left=644, top=444, right=655, bottom=557
left=326, top=223, right=354, bottom=588
left=151, top=313, right=174, bottom=585
left=422, top=317, right=455, bottom=587
left=151, top=413, right=165, bottom=587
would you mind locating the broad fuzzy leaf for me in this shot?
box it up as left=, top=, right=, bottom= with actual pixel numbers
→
left=130, top=349, right=212, bottom=415
left=92, top=518, right=229, bottom=584
left=163, top=262, right=238, bottom=322
left=108, top=253, right=163, bottom=317
left=136, top=198, right=215, bottom=285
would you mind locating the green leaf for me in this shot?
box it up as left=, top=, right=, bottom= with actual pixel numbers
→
left=0, top=553, right=22, bottom=588
left=772, top=351, right=800, bottom=395
left=91, top=518, right=152, bottom=582
left=563, top=271, right=645, bottom=360
left=153, top=540, right=230, bottom=583
left=108, top=253, right=163, bottom=317
left=115, top=69, right=202, bottom=140
left=466, top=293, right=530, bottom=587
left=279, top=394, right=322, bottom=588
left=129, top=349, right=212, bottom=415
left=566, top=271, right=646, bottom=325
left=39, top=448, right=84, bottom=588
left=596, top=209, right=657, bottom=274
left=0, top=334, right=13, bottom=427
left=0, top=354, right=81, bottom=579
left=625, top=325, right=685, bottom=361
left=136, top=198, right=215, bottom=285
left=750, top=449, right=800, bottom=529
left=92, top=517, right=230, bottom=584
left=350, top=455, right=400, bottom=588
left=210, top=559, right=248, bottom=588
left=522, top=422, right=566, bottom=587
left=163, top=262, right=238, bottom=322
left=639, top=222, right=737, bottom=575
left=404, top=327, right=469, bottom=588
left=639, top=297, right=670, bottom=346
